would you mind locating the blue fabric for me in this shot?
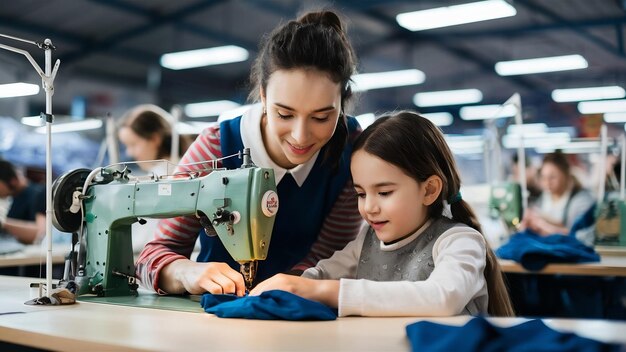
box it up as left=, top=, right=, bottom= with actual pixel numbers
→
left=197, top=115, right=359, bottom=284
left=496, top=230, right=600, bottom=271
left=405, top=317, right=621, bottom=352
left=200, top=290, right=337, bottom=320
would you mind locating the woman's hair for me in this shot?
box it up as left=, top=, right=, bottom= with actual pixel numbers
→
left=0, top=159, right=17, bottom=185
left=541, top=150, right=581, bottom=192
left=249, top=10, right=357, bottom=170
left=119, top=104, right=192, bottom=159
left=353, top=111, right=515, bottom=317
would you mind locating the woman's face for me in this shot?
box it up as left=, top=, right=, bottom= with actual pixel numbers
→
left=540, top=162, right=568, bottom=195
left=261, top=69, right=342, bottom=169
left=118, top=126, right=161, bottom=170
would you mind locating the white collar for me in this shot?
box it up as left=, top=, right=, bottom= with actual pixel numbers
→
left=380, top=219, right=433, bottom=251
left=239, top=103, right=319, bottom=187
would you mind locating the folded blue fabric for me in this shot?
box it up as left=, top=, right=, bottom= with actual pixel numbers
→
left=200, top=290, right=337, bottom=320
left=496, top=230, right=600, bottom=271
left=406, top=317, right=621, bottom=352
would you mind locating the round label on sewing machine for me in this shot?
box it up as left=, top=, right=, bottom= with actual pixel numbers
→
left=261, top=191, right=279, bottom=217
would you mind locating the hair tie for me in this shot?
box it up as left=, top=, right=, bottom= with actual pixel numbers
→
left=448, top=192, right=462, bottom=204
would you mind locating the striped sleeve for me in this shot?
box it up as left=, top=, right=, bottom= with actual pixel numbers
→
left=292, top=179, right=363, bottom=271
left=135, top=125, right=223, bottom=293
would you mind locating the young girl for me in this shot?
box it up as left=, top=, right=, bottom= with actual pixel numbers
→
left=251, top=111, right=515, bottom=317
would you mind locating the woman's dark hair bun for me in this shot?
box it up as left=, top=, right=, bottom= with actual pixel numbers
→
left=298, top=10, right=344, bottom=33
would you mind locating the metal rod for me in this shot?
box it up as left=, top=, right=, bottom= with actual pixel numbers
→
left=0, top=33, right=60, bottom=299
left=170, top=105, right=182, bottom=165
left=44, top=39, right=53, bottom=297
left=0, top=33, right=39, bottom=46
left=598, top=124, right=608, bottom=207
left=620, top=134, right=625, bottom=200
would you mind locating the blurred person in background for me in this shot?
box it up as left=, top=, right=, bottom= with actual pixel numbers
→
left=118, top=104, right=192, bottom=176
left=0, top=159, right=46, bottom=244
left=520, top=151, right=594, bottom=236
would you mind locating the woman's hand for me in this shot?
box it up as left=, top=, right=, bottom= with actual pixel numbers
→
left=161, top=259, right=246, bottom=296
left=520, top=208, right=567, bottom=236
left=250, top=274, right=340, bottom=308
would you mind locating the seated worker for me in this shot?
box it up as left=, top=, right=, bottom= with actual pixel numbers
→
left=117, top=104, right=192, bottom=176
left=0, top=159, right=46, bottom=244
left=521, top=151, right=594, bottom=236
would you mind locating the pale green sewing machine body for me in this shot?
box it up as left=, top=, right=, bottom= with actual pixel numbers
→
left=78, top=164, right=277, bottom=297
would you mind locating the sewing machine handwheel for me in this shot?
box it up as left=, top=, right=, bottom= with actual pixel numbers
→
left=52, top=168, right=90, bottom=233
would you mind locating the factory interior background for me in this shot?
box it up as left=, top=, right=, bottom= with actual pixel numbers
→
left=1, top=1, right=626, bottom=246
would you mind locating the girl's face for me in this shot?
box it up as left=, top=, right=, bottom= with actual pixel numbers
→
left=261, top=69, right=341, bottom=169
left=539, top=162, right=568, bottom=195
left=118, top=127, right=161, bottom=170
left=351, top=150, right=431, bottom=244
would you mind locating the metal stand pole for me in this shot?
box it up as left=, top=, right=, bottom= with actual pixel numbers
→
left=0, top=34, right=60, bottom=301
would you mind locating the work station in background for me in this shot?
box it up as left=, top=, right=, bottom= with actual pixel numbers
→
left=493, top=147, right=625, bottom=319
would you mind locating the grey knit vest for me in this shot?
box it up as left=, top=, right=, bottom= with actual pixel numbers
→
left=356, top=217, right=456, bottom=281
left=355, top=216, right=483, bottom=315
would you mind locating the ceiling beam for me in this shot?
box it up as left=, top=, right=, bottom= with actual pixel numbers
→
left=59, top=0, right=228, bottom=65
left=516, top=0, right=625, bottom=60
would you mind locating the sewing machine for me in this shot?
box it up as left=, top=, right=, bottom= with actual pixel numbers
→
left=51, top=149, right=278, bottom=297
left=489, top=181, right=523, bottom=231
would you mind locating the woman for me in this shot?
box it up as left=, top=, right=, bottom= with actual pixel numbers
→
left=118, top=104, right=192, bottom=175
left=136, top=10, right=362, bottom=296
left=521, top=151, right=594, bottom=237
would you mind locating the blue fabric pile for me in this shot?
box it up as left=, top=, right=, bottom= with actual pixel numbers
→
left=406, top=317, right=621, bottom=352
left=200, top=290, right=337, bottom=320
left=496, top=230, right=600, bottom=271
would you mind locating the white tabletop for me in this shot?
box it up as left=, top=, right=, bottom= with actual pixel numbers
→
left=0, top=276, right=625, bottom=351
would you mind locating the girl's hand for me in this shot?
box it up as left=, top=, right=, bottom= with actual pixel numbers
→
left=250, top=273, right=309, bottom=296
left=250, top=274, right=340, bottom=308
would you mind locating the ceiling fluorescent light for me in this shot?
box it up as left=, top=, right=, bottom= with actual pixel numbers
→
left=355, top=113, right=376, bottom=129
left=459, top=104, right=516, bottom=120
left=578, top=99, right=626, bottom=114
left=414, top=89, right=482, bottom=107
left=351, top=69, right=425, bottom=92
left=502, top=132, right=571, bottom=149
left=218, top=104, right=253, bottom=122
left=396, top=0, right=516, bottom=31
left=21, top=115, right=44, bottom=127
left=160, top=45, right=249, bottom=70
left=604, top=112, right=626, bottom=123
left=176, top=121, right=216, bottom=135
left=0, top=82, right=39, bottom=98
left=185, top=100, right=241, bottom=118
left=552, top=86, right=625, bottom=102
left=495, top=54, right=588, bottom=76
left=445, top=135, right=484, bottom=154
left=536, top=140, right=602, bottom=154
left=35, top=119, right=103, bottom=134
left=421, top=112, right=453, bottom=126
left=506, top=123, right=547, bottom=136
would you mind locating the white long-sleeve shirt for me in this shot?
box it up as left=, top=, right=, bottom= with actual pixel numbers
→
left=302, top=220, right=489, bottom=317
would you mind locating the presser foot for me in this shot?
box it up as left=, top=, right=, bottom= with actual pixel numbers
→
left=240, top=261, right=258, bottom=291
